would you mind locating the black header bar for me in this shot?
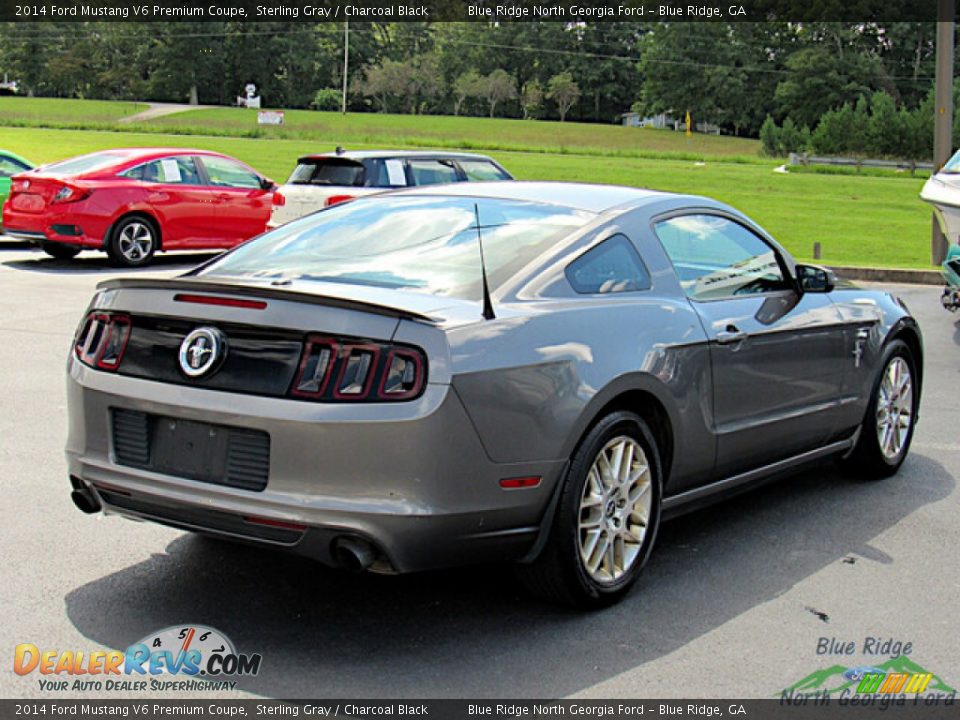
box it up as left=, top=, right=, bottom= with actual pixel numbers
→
left=0, top=0, right=955, bottom=23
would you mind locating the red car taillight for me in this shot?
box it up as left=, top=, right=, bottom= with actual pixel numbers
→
left=74, top=312, right=132, bottom=371
left=272, top=192, right=286, bottom=207
left=291, top=335, right=426, bottom=402
left=325, top=194, right=354, bottom=207
left=51, top=184, right=90, bottom=204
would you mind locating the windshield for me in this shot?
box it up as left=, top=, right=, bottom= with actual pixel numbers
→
left=40, top=152, right=126, bottom=176
left=289, top=158, right=365, bottom=186
left=197, top=196, right=593, bottom=301
left=942, top=150, right=960, bottom=174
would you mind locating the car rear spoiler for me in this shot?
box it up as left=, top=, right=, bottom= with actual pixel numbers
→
left=96, top=278, right=438, bottom=323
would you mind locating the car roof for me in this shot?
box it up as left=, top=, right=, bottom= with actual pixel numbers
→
left=301, top=150, right=498, bottom=162
left=0, top=149, right=33, bottom=167
left=390, top=181, right=674, bottom=213
left=92, top=148, right=224, bottom=158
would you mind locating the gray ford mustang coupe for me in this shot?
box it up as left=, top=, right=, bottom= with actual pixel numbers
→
left=67, top=182, right=922, bottom=607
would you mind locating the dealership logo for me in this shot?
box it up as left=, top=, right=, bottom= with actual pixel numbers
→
left=781, top=655, right=956, bottom=705
left=14, top=625, right=261, bottom=693
left=179, top=327, right=227, bottom=377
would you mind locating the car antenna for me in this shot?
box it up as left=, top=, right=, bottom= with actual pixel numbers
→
left=474, top=203, right=495, bottom=320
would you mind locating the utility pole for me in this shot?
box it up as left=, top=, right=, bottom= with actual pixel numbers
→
left=341, top=21, right=350, bottom=115
left=932, top=1, right=955, bottom=265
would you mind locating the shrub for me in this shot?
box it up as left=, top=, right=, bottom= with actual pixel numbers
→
left=311, top=88, right=342, bottom=112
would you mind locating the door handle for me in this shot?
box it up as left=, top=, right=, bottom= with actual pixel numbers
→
left=716, top=325, right=748, bottom=345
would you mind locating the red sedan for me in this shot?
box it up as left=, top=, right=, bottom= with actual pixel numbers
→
left=2, top=148, right=275, bottom=266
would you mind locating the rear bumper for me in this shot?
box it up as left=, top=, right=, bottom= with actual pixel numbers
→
left=2, top=206, right=106, bottom=248
left=66, top=359, right=564, bottom=573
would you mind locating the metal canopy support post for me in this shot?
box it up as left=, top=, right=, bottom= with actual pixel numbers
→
left=932, top=3, right=955, bottom=264
left=342, top=22, right=350, bottom=115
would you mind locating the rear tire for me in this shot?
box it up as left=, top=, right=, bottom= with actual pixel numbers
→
left=107, top=216, right=157, bottom=268
left=40, top=241, right=80, bottom=260
left=519, top=411, right=662, bottom=609
left=844, top=339, right=918, bottom=479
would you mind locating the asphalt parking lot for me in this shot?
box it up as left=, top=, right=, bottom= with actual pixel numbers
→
left=1, top=241, right=957, bottom=700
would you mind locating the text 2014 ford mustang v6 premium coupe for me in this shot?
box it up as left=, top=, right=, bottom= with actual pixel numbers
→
left=66, top=182, right=922, bottom=607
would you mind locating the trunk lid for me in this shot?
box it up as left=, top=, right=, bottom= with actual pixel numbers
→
left=8, top=175, right=69, bottom=213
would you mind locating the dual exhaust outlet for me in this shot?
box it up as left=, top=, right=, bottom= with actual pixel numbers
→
left=69, top=475, right=379, bottom=572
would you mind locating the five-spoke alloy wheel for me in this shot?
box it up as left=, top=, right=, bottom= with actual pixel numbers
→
left=108, top=216, right=157, bottom=267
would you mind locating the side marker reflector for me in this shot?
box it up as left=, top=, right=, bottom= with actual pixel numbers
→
left=243, top=515, right=307, bottom=531
left=499, top=476, right=541, bottom=489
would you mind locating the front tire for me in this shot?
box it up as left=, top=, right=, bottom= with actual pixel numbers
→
left=107, top=216, right=157, bottom=267
left=846, top=339, right=918, bottom=479
left=520, top=411, right=662, bottom=608
left=40, top=241, right=80, bottom=260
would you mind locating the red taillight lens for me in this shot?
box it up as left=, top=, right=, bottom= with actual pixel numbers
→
left=378, top=349, right=424, bottom=400
left=291, top=338, right=337, bottom=398
left=271, top=192, right=286, bottom=207
left=325, top=194, right=354, bottom=207
left=74, top=312, right=131, bottom=371
left=51, top=184, right=90, bottom=204
left=332, top=344, right=380, bottom=399
left=10, top=179, right=29, bottom=194
left=290, top=335, right=425, bottom=402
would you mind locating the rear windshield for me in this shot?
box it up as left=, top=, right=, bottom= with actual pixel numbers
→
left=198, top=196, right=592, bottom=300
left=40, top=152, right=126, bottom=176
left=459, top=160, right=511, bottom=181
left=288, top=158, right=364, bottom=187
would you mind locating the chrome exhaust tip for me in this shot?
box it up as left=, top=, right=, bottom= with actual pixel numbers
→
left=332, top=536, right=377, bottom=572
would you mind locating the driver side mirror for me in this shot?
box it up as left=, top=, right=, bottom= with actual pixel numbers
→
left=796, top=264, right=835, bottom=293
left=259, top=177, right=276, bottom=191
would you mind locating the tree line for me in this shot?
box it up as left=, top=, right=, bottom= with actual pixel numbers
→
left=0, top=21, right=954, bottom=154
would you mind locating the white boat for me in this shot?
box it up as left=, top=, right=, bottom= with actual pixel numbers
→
left=921, top=149, right=960, bottom=244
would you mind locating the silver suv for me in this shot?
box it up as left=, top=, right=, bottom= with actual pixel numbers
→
left=267, top=149, right=513, bottom=229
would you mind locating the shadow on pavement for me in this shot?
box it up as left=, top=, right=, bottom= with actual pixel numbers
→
left=1, top=250, right=219, bottom=275
left=64, top=454, right=953, bottom=698
left=0, top=238, right=33, bottom=250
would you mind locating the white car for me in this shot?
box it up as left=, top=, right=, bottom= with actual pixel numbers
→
left=921, top=148, right=960, bottom=245
left=267, top=149, right=514, bottom=229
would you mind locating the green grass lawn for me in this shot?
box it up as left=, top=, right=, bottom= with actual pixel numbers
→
left=0, top=96, right=762, bottom=160
left=0, top=97, right=147, bottom=124
left=0, top=124, right=935, bottom=269
left=141, top=106, right=764, bottom=160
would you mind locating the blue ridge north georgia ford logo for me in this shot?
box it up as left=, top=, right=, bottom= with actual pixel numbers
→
left=178, top=327, right=227, bottom=378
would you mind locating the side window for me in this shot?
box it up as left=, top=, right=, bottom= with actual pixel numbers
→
left=121, top=157, right=202, bottom=185
left=457, top=160, right=511, bottom=182
left=407, top=160, right=460, bottom=186
left=654, top=214, right=787, bottom=300
left=565, top=235, right=651, bottom=295
left=0, top=157, right=29, bottom=177
left=366, top=159, right=408, bottom=188
left=200, top=156, right=262, bottom=189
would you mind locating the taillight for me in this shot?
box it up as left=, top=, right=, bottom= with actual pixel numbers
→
left=325, top=194, right=354, bottom=207
left=74, top=312, right=131, bottom=371
left=291, top=335, right=426, bottom=402
left=10, top=179, right=29, bottom=194
left=272, top=192, right=286, bottom=207
left=51, top=184, right=90, bottom=204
